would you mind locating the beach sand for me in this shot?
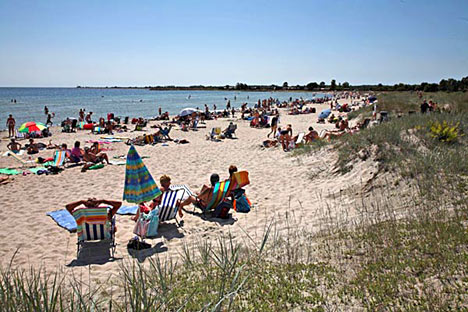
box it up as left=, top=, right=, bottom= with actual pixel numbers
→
left=0, top=100, right=378, bottom=283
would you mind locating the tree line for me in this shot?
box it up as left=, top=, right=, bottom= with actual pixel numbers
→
left=85, top=76, right=468, bottom=92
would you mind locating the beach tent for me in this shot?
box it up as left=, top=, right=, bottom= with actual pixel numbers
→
left=318, top=108, right=331, bottom=119
left=179, top=108, right=200, bottom=117
left=123, top=145, right=162, bottom=203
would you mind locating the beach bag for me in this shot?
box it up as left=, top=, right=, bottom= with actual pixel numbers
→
left=145, top=207, right=159, bottom=238
left=133, top=207, right=160, bottom=238
left=233, top=189, right=251, bottom=213
left=213, top=200, right=232, bottom=219
left=133, top=217, right=149, bottom=237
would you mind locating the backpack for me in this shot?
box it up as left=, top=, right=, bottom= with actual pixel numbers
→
left=233, top=189, right=251, bottom=213
left=213, top=200, right=232, bottom=219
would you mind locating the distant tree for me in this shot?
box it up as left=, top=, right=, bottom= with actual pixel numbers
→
left=330, top=79, right=336, bottom=90
left=424, top=83, right=439, bottom=92
left=282, top=82, right=289, bottom=88
left=342, top=81, right=350, bottom=88
left=235, top=83, right=248, bottom=90
left=306, top=82, right=319, bottom=90
left=319, top=81, right=326, bottom=88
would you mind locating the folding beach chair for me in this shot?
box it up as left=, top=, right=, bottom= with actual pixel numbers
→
left=45, top=150, right=66, bottom=171
left=209, top=127, right=222, bottom=140
left=53, top=150, right=66, bottom=166
left=295, top=132, right=305, bottom=147
left=15, top=130, right=26, bottom=140
left=224, top=124, right=237, bottom=138
left=202, top=180, right=231, bottom=212
left=157, top=189, right=186, bottom=225
left=71, top=207, right=116, bottom=258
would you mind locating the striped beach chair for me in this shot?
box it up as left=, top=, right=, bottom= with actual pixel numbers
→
left=158, top=189, right=186, bottom=224
left=72, top=207, right=116, bottom=258
left=205, top=180, right=231, bottom=212
left=53, top=150, right=66, bottom=167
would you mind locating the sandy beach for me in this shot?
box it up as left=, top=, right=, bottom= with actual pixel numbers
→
left=0, top=99, right=378, bottom=281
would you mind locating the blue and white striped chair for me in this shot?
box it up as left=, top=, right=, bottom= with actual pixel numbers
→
left=158, top=189, right=186, bottom=224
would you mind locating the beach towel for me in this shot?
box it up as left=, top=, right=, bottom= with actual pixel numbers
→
left=89, top=163, right=104, bottom=170
left=0, top=168, right=20, bottom=175
left=116, top=205, right=138, bottom=215
left=2, top=150, right=24, bottom=156
left=170, top=184, right=194, bottom=199
left=46, top=209, right=77, bottom=232
left=29, top=167, right=47, bottom=174
left=109, top=160, right=126, bottom=166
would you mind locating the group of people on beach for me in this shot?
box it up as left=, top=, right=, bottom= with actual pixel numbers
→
left=133, top=165, right=243, bottom=222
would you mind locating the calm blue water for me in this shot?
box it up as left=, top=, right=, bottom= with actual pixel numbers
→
left=0, top=88, right=329, bottom=129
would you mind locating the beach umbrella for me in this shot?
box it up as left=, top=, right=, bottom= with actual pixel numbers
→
left=179, top=108, right=199, bottom=117
left=318, top=108, right=331, bottom=119
left=18, top=121, right=46, bottom=133
left=123, top=145, right=162, bottom=203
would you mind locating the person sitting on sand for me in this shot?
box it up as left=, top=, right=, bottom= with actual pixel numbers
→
left=26, top=139, right=39, bottom=154
left=66, top=198, right=121, bottom=231
left=105, top=121, right=113, bottom=135
left=81, top=147, right=110, bottom=172
left=7, top=138, right=21, bottom=153
left=89, top=142, right=102, bottom=155
left=304, top=127, right=319, bottom=143
left=70, top=141, right=83, bottom=163
left=60, top=143, right=71, bottom=157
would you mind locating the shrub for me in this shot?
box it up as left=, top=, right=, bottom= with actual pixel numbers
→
left=429, top=120, right=463, bottom=143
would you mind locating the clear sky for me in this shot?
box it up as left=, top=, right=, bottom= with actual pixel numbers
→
left=0, top=0, right=467, bottom=87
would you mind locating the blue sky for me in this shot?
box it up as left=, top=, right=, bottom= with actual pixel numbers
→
left=0, top=0, right=467, bottom=87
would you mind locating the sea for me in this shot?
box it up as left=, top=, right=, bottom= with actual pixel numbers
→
left=0, top=88, right=330, bottom=129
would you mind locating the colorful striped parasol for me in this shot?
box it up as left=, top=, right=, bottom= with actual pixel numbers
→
left=18, top=121, right=46, bottom=133
left=123, top=145, right=162, bottom=203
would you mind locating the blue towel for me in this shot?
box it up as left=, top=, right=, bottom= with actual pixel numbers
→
left=46, top=209, right=77, bottom=232
left=116, top=205, right=138, bottom=215
left=48, top=205, right=138, bottom=232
